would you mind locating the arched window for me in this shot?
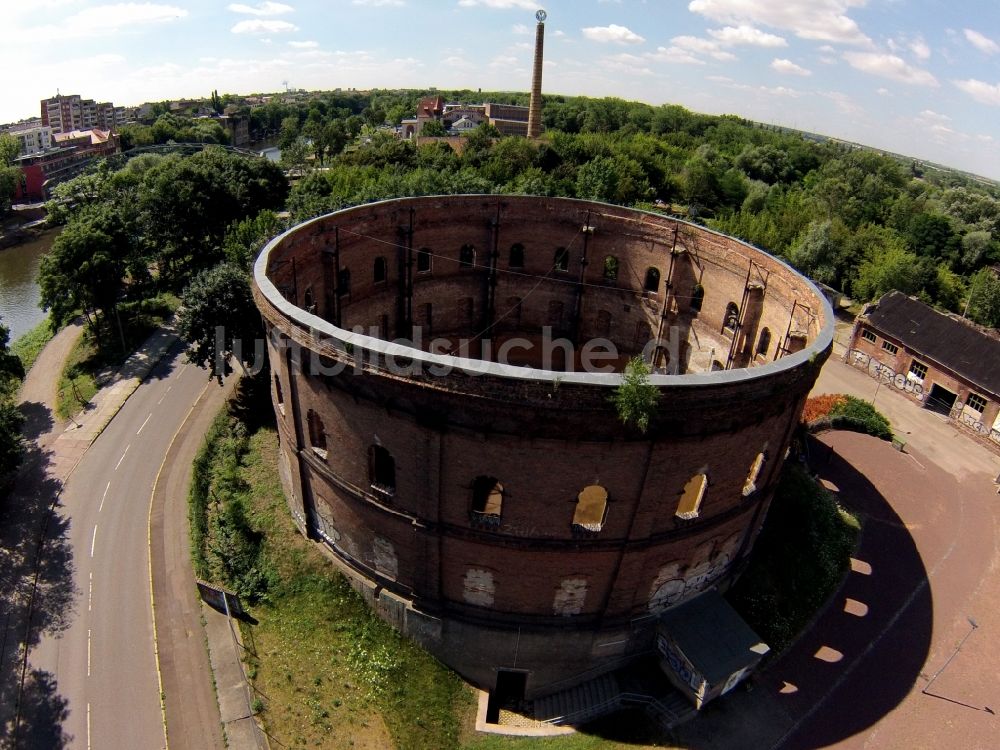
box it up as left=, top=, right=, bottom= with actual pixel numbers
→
left=416, top=247, right=431, bottom=273
left=691, top=284, right=705, bottom=312
left=554, top=247, right=569, bottom=272
left=274, top=374, right=284, bottom=414
left=369, top=445, right=396, bottom=496
left=724, top=301, right=739, bottom=331
left=459, top=244, right=475, bottom=268
left=676, top=474, right=707, bottom=519
left=573, top=485, right=608, bottom=532
left=373, top=256, right=387, bottom=284
left=509, top=243, right=525, bottom=268
left=757, top=328, right=772, bottom=358
left=303, top=287, right=315, bottom=311
left=307, top=409, right=327, bottom=458
left=644, top=267, right=661, bottom=293
left=603, top=256, right=619, bottom=282
left=337, top=268, right=351, bottom=296
left=743, top=453, right=766, bottom=496
left=472, top=476, right=504, bottom=517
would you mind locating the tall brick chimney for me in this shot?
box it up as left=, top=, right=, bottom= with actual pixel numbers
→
left=527, top=9, right=546, bottom=139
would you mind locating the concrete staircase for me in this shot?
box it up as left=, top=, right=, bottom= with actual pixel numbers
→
left=533, top=665, right=696, bottom=729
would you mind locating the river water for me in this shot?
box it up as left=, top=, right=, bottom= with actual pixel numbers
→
left=0, top=228, right=57, bottom=342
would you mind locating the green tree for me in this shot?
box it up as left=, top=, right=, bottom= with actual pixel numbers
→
left=966, top=269, right=1000, bottom=328
left=419, top=120, right=447, bottom=137
left=787, top=219, right=849, bottom=287
left=853, top=245, right=922, bottom=301
left=0, top=133, right=21, bottom=212
left=223, top=210, right=285, bottom=269
left=612, top=356, right=660, bottom=433
left=278, top=115, right=300, bottom=150
left=178, top=263, right=263, bottom=383
left=0, top=319, right=25, bottom=393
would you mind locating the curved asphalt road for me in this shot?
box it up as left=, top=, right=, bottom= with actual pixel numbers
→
left=27, top=346, right=210, bottom=749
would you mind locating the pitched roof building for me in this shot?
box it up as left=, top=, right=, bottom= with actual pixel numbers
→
left=846, top=290, right=1000, bottom=446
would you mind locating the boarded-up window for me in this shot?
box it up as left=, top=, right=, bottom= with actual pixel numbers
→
left=676, top=474, right=707, bottom=519
left=743, top=453, right=765, bottom=496
left=459, top=244, right=475, bottom=268
left=373, top=256, right=387, bottom=283
left=573, top=485, right=608, bottom=532
left=337, top=268, right=351, bottom=296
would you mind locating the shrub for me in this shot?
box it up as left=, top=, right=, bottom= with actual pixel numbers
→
left=829, top=395, right=892, bottom=440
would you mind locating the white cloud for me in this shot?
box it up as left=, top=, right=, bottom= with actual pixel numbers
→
left=918, top=109, right=951, bottom=123
left=232, top=19, right=298, bottom=34
left=288, top=40, right=318, bottom=48
left=601, top=54, right=654, bottom=76
left=671, top=35, right=735, bottom=60
left=646, top=46, right=704, bottom=65
left=822, top=90, right=861, bottom=115
left=512, top=23, right=530, bottom=34
left=955, top=79, right=1000, bottom=106
left=964, top=29, right=999, bottom=55
left=707, top=25, right=787, bottom=47
left=457, top=0, right=538, bottom=9
left=909, top=36, right=930, bottom=60
left=688, top=0, right=871, bottom=46
left=771, top=58, right=811, bottom=76
left=352, top=0, right=405, bottom=6
left=23, top=3, right=189, bottom=40
left=490, top=54, right=519, bottom=68
left=583, top=24, right=645, bottom=44
left=843, top=51, right=938, bottom=86
left=227, top=1, right=293, bottom=14
left=876, top=87, right=889, bottom=95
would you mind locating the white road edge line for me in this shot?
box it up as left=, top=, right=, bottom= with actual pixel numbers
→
left=99, top=481, right=111, bottom=513
left=88, top=572, right=93, bottom=612
left=90, top=525, right=98, bottom=558
left=87, top=702, right=91, bottom=750
left=136, top=413, right=153, bottom=435
left=87, top=629, right=92, bottom=677
left=157, top=385, right=173, bottom=405
left=148, top=377, right=213, bottom=750
left=115, top=444, right=130, bottom=471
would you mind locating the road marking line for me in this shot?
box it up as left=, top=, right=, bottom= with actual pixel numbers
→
left=87, top=702, right=91, bottom=749
left=88, top=572, right=93, bottom=612
left=157, top=385, right=172, bottom=405
left=87, top=629, right=92, bottom=677
left=137, top=412, right=152, bottom=435
left=90, top=525, right=98, bottom=558
left=99, top=481, right=110, bottom=513
left=115, top=444, right=130, bottom=471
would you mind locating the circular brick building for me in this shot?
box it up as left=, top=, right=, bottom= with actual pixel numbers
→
left=252, top=195, right=833, bottom=699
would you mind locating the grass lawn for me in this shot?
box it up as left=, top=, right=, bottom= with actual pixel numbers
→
left=56, top=295, right=177, bottom=419
left=727, top=463, right=861, bottom=652
left=11, top=316, right=55, bottom=374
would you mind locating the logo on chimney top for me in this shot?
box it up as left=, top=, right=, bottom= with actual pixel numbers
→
left=536, top=9, right=547, bottom=23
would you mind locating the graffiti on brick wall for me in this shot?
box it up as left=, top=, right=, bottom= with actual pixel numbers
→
left=373, top=536, right=398, bottom=580
left=553, top=578, right=588, bottom=616
left=647, top=533, right=742, bottom=614
left=949, top=403, right=1000, bottom=444
left=849, top=350, right=924, bottom=398
left=463, top=568, right=495, bottom=607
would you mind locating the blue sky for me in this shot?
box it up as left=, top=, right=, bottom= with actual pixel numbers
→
left=4, top=1, right=1000, bottom=179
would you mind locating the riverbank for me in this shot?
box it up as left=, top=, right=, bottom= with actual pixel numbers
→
left=0, top=223, right=57, bottom=342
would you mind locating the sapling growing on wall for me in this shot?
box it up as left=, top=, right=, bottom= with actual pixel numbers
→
left=613, top=356, right=660, bottom=433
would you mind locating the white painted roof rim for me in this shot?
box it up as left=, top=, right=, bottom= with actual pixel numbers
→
left=254, top=195, right=835, bottom=387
